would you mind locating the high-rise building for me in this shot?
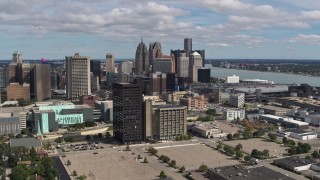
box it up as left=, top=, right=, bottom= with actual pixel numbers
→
left=66, top=53, right=91, bottom=100
left=30, top=64, right=51, bottom=101
left=229, top=93, right=245, bottom=108
left=106, top=53, right=115, bottom=73
left=194, top=50, right=205, bottom=67
left=7, top=64, right=18, bottom=83
left=134, top=39, right=149, bottom=75
left=189, top=52, right=203, bottom=82
left=51, top=71, right=58, bottom=90
left=198, top=69, right=211, bottom=83
left=166, top=73, right=175, bottom=92
left=184, top=38, right=192, bottom=57
left=149, top=42, right=162, bottom=71
left=177, top=53, right=189, bottom=77
left=113, top=83, right=142, bottom=144
left=150, top=72, right=167, bottom=96
left=7, top=83, right=30, bottom=100
left=0, top=66, right=7, bottom=90
left=171, top=49, right=185, bottom=73
left=144, top=101, right=187, bottom=140
left=12, top=51, right=22, bottom=64
left=90, top=60, right=101, bottom=82
left=119, top=61, right=133, bottom=74
left=153, top=57, right=173, bottom=73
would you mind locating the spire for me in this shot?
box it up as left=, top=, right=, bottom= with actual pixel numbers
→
left=141, top=36, right=143, bottom=43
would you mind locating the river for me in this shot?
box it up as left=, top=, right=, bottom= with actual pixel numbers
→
left=205, top=64, right=320, bottom=87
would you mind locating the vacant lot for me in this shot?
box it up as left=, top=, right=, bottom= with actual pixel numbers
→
left=224, top=138, right=288, bottom=157
left=62, top=149, right=159, bottom=180
left=157, top=144, right=238, bottom=170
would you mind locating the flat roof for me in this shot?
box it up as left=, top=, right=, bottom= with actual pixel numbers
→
left=260, top=114, right=309, bottom=126
left=261, top=105, right=291, bottom=111
left=274, top=156, right=315, bottom=168
left=210, top=165, right=294, bottom=180
left=236, top=85, right=288, bottom=93
left=10, top=138, right=42, bottom=148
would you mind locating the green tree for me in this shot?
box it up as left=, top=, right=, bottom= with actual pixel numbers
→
left=244, top=155, right=251, bottom=162
left=162, top=156, right=170, bottom=163
left=85, top=135, right=91, bottom=141
left=66, top=159, right=71, bottom=166
left=235, top=143, right=242, bottom=151
left=54, top=137, right=63, bottom=143
left=72, top=170, right=77, bottom=176
left=64, top=136, right=74, bottom=143
left=159, top=171, right=167, bottom=179
left=148, top=147, right=158, bottom=155
left=236, top=151, right=243, bottom=159
left=216, top=144, right=222, bottom=150
left=312, top=150, right=320, bottom=158
left=11, top=164, right=29, bottom=180
left=169, top=160, right=176, bottom=168
left=262, top=149, right=269, bottom=158
left=76, top=175, right=87, bottom=180
left=242, top=130, right=252, bottom=139
left=30, top=147, right=37, bottom=161
left=105, top=132, right=111, bottom=138
left=125, top=144, right=131, bottom=151
left=98, top=133, right=103, bottom=139
left=282, top=137, right=288, bottom=144
left=143, top=157, right=148, bottom=163
left=233, top=133, right=240, bottom=139
left=137, top=154, right=142, bottom=159
left=198, top=164, right=208, bottom=172
left=15, top=134, right=23, bottom=138
left=179, top=166, right=186, bottom=173
left=227, top=133, right=233, bottom=141
left=268, top=133, right=277, bottom=141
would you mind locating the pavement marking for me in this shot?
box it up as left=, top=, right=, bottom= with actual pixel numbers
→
left=154, top=143, right=199, bottom=149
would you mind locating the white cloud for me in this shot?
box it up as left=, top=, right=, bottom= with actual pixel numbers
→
left=208, top=43, right=230, bottom=47
left=288, top=34, right=320, bottom=44
left=302, top=10, right=320, bottom=20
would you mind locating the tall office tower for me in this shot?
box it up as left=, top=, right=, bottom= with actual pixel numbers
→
left=106, top=53, right=115, bottom=73
left=184, top=38, right=192, bottom=57
left=51, top=71, right=58, bottom=90
left=189, top=52, right=203, bottom=82
left=90, top=60, right=101, bottom=83
left=150, top=72, right=167, bottom=96
left=30, top=64, right=51, bottom=101
left=153, top=57, right=174, bottom=73
left=149, top=42, right=162, bottom=71
left=20, top=63, right=31, bottom=84
left=133, top=76, right=151, bottom=95
left=198, top=69, right=211, bottom=83
left=171, top=49, right=185, bottom=73
left=194, top=50, right=205, bottom=67
left=166, top=73, right=175, bottom=92
left=113, top=83, right=142, bottom=144
left=0, top=66, right=7, bottom=90
left=177, top=53, right=189, bottom=77
left=12, top=51, right=22, bottom=64
left=119, top=61, right=133, bottom=74
left=7, top=64, right=18, bottom=83
left=134, top=39, right=149, bottom=75
left=66, top=53, right=91, bottom=100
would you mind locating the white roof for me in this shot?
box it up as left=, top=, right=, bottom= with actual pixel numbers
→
left=260, top=114, right=309, bottom=126
left=191, top=52, right=200, bottom=56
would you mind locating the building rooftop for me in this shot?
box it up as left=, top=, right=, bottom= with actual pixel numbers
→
left=10, top=138, right=42, bottom=149
left=209, top=165, right=294, bottom=180
left=261, top=105, right=291, bottom=111
left=260, top=114, right=309, bottom=126
left=274, top=156, right=315, bottom=168
left=236, top=85, right=288, bottom=93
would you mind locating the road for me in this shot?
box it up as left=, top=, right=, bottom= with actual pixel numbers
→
left=52, top=156, right=71, bottom=180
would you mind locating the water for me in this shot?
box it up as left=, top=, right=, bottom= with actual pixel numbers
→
left=205, top=64, right=320, bottom=87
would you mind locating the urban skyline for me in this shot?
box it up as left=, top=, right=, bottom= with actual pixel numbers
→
left=1, top=0, right=320, bottom=60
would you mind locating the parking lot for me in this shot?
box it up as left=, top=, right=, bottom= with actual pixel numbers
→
left=156, top=144, right=239, bottom=170
left=223, top=138, right=288, bottom=157
left=63, top=142, right=104, bottom=152
left=62, top=149, right=160, bottom=180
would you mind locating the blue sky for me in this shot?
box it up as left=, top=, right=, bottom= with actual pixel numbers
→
left=1, top=0, right=320, bottom=60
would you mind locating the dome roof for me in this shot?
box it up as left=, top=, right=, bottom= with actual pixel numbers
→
left=191, top=52, right=200, bottom=56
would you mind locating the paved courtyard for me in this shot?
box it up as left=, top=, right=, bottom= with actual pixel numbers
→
left=223, top=138, right=288, bottom=157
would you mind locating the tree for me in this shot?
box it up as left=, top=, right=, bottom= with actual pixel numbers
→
left=66, top=159, right=71, bottom=166
left=54, top=137, right=63, bottom=143
left=198, top=164, right=208, bottom=172
left=169, top=160, right=176, bottom=168
left=233, top=133, right=240, bottom=139
left=72, top=170, right=78, bottom=176
left=179, top=166, right=186, bottom=173
left=227, top=133, right=233, bottom=141
left=11, top=164, right=29, bottom=180
left=235, top=143, right=242, bottom=151
left=64, top=136, right=74, bottom=143
left=76, top=175, right=87, bottom=180
left=98, top=133, right=103, bottom=139
left=236, top=151, right=243, bottom=159
left=268, top=133, right=277, bottom=141
left=85, top=135, right=91, bottom=141
left=312, top=150, right=320, bottom=159
left=30, top=147, right=37, bottom=161
left=242, top=130, right=252, bottom=139
left=216, top=144, right=222, bottom=150
left=282, top=137, right=288, bottom=144
left=244, top=155, right=251, bottom=162
left=137, top=154, right=142, bottom=159
left=148, top=147, right=158, bottom=155
left=162, top=156, right=170, bottom=163
left=126, top=144, right=131, bottom=151
left=159, top=171, right=167, bottom=179
left=105, top=132, right=111, bottom=138
left=143, top=157, right=148, bottom=163
left=262, top=149, right=269, bottom=158
left=15, top=134, right=23, bottom=138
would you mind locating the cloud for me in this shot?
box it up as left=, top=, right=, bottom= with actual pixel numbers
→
left=288, top=34, right=320, bottom=45
left=302, top=10, right=320, bottom=20
left=208, top=43, right=230, bottom=47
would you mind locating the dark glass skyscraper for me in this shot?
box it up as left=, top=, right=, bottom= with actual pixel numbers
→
left=90, top=60, right=101, bottom=83
left=135, top=39, right=149, bottom=75
left=113, top=83, right=142, bottom=144
left=184, top=38, right=192, bottom=57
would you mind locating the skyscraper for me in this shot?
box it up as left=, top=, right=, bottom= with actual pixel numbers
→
left=150, top=72, right=166, bottom=96
left=149, top=42, right=162, bottom=71
left=66, top=53, right=91, bottom=100
left=184, top=38, right=192, bottom=57
left=194, top=49, right=206, bottom=67
left=30, top=64, right=51, bottom=101
left=90, top=60, right=101, bottom=84
left=113, top=83, right=142, bottom=144
left=0, top=66, right=7, bottom=90
left=177, top=53, right=189, bottom=77
left=134, top=39, right=149, bottom=75
left=106, top=53, right=115, bottom=73
left=153, top=57, right=174, bottom=73
left=12, top=51, right=22, bottom=64
left=189, top=52, right=203, bottom=82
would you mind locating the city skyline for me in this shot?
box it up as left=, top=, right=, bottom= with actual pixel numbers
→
left=1, top=0, right=320, bottom=60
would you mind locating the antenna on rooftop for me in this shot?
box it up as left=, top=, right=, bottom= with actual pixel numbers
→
left=141, top=36, right=143, bottom=43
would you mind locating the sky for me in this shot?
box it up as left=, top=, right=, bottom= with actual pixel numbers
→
left=1, top=0, right=320, bottom=60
